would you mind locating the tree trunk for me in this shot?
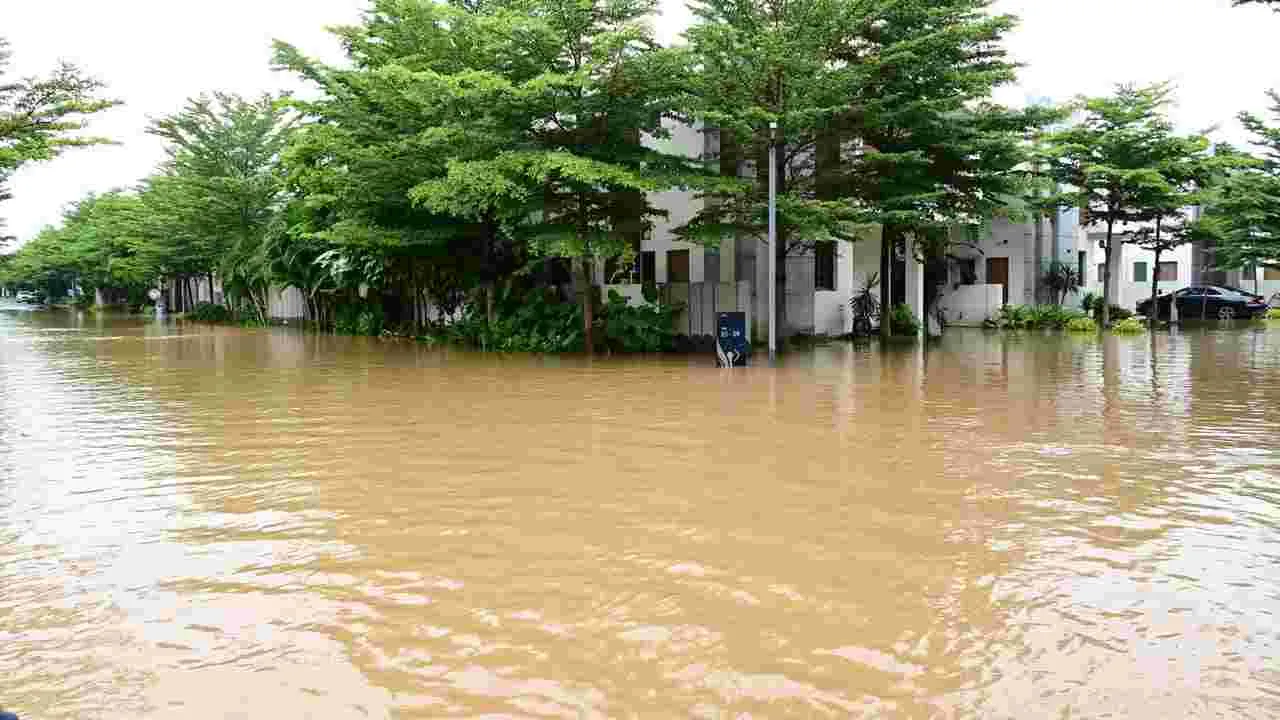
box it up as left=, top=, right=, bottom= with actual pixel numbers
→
left=581, top=259, right=594, bottom=353
left=1150, top=247, right=1161, bottom=329
left=880, top=226, right=894, bottom=339
left=207, top=272, right=216, bottom=304
left=485, top=282, right=495, bottom=328
left=1149, top=217, right=1163, bottom=329
left=1101, top=220, right=1114, bottom=327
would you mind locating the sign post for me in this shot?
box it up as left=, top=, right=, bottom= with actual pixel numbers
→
left=716, top=311, right=748, bottom=367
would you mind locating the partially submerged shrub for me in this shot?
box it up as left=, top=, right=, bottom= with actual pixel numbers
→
left=1066, top=316, right=1099, bottom=333
left=889, top=303, right=920, bottom=336
left=991, top=304, right=1090, bottom=330
left=189, top=302, right=231, bottom=323
left=1110, top=317, right=1146, bottom=334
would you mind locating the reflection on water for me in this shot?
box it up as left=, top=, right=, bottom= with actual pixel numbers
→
left=3, top=303, right=1280, bottom=718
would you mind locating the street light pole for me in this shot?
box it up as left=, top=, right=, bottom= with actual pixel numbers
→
left=767, top=121, right=777, bottom=365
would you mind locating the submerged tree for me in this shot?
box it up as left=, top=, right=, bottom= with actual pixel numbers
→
left=1199, top=91, right=1280, bottom=283
left=678, top=0, right=1046, bottom=340
left=1040, top=84, right=1191, bottom=327
left=143, top=93, right=294, bottom=319
left=278, top=0, right=702, bottom=347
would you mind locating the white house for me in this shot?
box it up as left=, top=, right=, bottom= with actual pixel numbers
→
left=590, top=121, right=1097, bottom=338
left=1078, top=212, right=1280, bottom=311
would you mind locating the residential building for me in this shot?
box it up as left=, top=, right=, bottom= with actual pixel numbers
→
left=1078, top=210, right=1280, bottom=310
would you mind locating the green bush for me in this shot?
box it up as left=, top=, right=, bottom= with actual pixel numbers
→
left=889, top=303, right=920, bottom=336
left=602, top=290, right=680, bottom=352
left=991, top=304, right=1089, bottom=330
left=448, top=288, right=584, bottom=352
left=1266, top=308, right=1280, bottom=320
left=1066, top=316, right=1099, bottom=333
left=189, top=302, right=231, bottom=323
left=334, top=301, right=385, bottom=336
left=1110, top=317, right=1146, bottom=334
left=1081, top=292, right=1100, bottom=313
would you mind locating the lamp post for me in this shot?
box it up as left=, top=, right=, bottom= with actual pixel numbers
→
left=767, top=121, right=777, bottom=364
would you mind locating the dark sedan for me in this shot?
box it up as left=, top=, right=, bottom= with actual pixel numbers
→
left=1137, top=285, right=1270, bottom=321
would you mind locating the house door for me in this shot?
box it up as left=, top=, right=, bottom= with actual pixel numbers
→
left=986, top=257, right=1010, bottom=305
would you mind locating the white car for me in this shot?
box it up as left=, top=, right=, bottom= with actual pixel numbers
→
left=14, top=291, right=38, bottom=303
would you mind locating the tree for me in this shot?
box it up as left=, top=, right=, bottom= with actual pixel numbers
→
left=834, top=2, right=1054, bottom=338
left=1040, top=84, right=1190, bottom=327
left=678, top=0, right=1046, bottom=340
left=274, top=0, right=536, bottom=333
left=675, top=0, right=860, bottom=339
left=1234, top=0, right=1279, bottom=10
left=1198, top=92, right=1280, bottom=283
left=0, top=191, right=153, bottom=302
left=277, top=0, right=701, bottom=347
left=0, top=37, right=119, bottom=239
left=143, top=93, right=294, bottom=319
left=407, top=0, right=698, bottom=349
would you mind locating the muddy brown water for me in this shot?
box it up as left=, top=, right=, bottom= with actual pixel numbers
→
left=3, top=303, right=1280, bottom=719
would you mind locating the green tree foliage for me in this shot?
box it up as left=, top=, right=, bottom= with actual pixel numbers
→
left=0, top=37, right=119, bottom=241
left=1198, top=91, right=1280, bottom=277
left=1040, top=84, right=1196, bottom=326
left=277, top=0, right=702, bottom=347
left=2, top=191, right=152, bottom=302
left=678, top=0, right=1047, bottom=339
left=143, top=94, right=294, bottom=320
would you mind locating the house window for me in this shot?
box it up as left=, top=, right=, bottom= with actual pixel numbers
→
left=1078, top=251, right=1087, bottom=286
left=1265, top=266, right=1280, bottom=281
left=814, top=241, right=836, bottom=291
left=1097, top=263, right=1106, bottom=283
left=1156, top=261, right=1178, bottom=282
left=640, top=251, right=656, bottom=284
left=1133, top=261, right=1148, bottom=283
left=667, top=249, right=690, bottom=283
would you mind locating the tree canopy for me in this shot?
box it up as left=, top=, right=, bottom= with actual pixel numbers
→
left=0, top=37, right=119, bottom=241
left=1198, top=91, right=1280, bottom=274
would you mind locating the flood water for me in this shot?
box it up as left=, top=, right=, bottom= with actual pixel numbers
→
left=3, top=303, right=1280, bottom=719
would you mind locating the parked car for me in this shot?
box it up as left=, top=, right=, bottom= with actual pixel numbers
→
left=1137, top=285, right=1270, bottom=321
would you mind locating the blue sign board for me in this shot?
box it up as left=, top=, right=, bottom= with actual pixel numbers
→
left=716, top=312, right=749, bottom=367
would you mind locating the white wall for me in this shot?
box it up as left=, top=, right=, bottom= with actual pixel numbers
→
left=939, top=285, right=1003, bottom=326
left=814, top=239, right=857, bottom=335
left=1241, top=266, right=1280, bottom=300
left=268, top=285, right=307, bottom=319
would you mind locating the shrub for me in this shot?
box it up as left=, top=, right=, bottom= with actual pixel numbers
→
left=1081, top=292, right=1100, bottom=313
left=992, top=304, right=1089, bottom=330
left=334, top=301, right=385, bottom=336
left=1266, top=308, right=1280, bottom=320
left=189, top=302, right=231, bottom=323
left=1110, top=317, right=1146, bottom=334
left=602, top=290, right=680, bottom=352
left=448, top=288, right=584, bottom=352
left=889, top=303, right=920, bottom=336
left=1066, top=316, right=1099, bottom=333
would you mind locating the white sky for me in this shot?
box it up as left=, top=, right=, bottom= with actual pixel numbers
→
left=2, top=0, right=1277, bottom=245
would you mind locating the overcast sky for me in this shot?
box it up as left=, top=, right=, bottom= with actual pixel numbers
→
left=2, top=0, right=1277, bottom=245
